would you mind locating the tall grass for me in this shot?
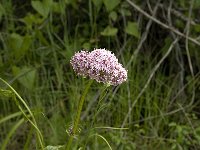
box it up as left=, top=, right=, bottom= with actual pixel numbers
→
left=0, top=0, right=200, bottom=149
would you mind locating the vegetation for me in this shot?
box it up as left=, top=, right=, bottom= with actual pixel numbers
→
left=1, top=0, right=200, bottom=149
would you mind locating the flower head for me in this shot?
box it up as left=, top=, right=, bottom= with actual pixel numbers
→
left=70, top=50, right=89, bottom=76
left=70, top=48, right=127, bottom=85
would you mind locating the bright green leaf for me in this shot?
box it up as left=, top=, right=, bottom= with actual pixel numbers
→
left=9, top=33, right=23, bottom=52
left=125, top=21, right=140, bottom=38
left=12, top=66, right=36, bottom=90
left=31, top=0, right=52, bottom=18
left=103, top=0, right=120, bottom=12
left=9, top=33, right=32, bottom=60
left=109, top=11, right=118, bottom=22
left=169, top=122, right=176, bottom=127
left=32, top=1, right=48, bottom=18
left=22, top=13, right=43, bottom=29
left=52, top=2, right=62, bottom=13
left=101, top=26, right=118, bottom=36
left=92, top=0, right=102, bottom=8
left=176, top=125, right=183, bottom=133
left=120, top=8, right=131, bottom=16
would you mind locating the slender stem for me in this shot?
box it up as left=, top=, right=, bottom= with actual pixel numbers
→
left=66, top=79, right=93, bottom=150
left=91, top=85, right=109, bottom=127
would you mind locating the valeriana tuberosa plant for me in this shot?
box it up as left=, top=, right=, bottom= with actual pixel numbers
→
left=66, top=48, right=127, bottom=149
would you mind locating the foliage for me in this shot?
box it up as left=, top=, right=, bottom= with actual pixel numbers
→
left=0, top=0, right=200, bottom=149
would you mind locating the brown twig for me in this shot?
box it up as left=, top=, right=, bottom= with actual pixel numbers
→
left=126, top=0, right=200, bottom=46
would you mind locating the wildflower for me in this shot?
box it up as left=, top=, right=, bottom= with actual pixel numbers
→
left=70, top=48, right=127, bottom=85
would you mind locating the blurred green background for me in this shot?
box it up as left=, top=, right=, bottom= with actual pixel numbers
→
left=0, top=0, right=200, bottom=149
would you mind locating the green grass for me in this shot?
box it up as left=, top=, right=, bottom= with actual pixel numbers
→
left=1, top=0, right=200, bottom=149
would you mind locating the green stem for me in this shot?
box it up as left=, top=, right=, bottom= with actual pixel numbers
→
left=66, top=79, right=93, bottom=150
left=91, top=85, right=109, bottom=127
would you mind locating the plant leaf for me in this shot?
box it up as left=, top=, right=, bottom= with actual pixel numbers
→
left=31, top=0, right=52, bottom=18
left=92, top=0, right=103, bottom=8
left=9, top=33, right=32, bottom=60
left=109, top=11, right=118, bottom=22
left=101, top=26, right=118, bottom=36
left=103, top=0, right=120, bottom=12
left=125, top=21, right=140, bottom=38
left=12, top=66, right=36, bottom=90
left=9, top=33, right=23, bottom=52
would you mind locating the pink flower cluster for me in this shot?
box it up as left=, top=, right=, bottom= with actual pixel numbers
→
left=70, top=48, right=127, bottom=85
